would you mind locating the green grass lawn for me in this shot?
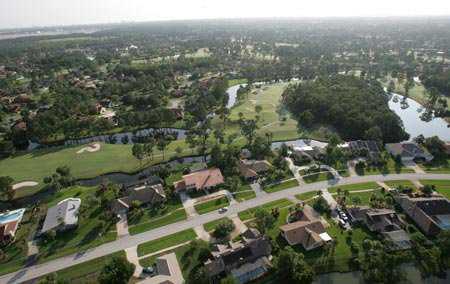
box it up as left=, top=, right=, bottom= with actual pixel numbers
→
left=420, top=159, right=450, bottom=174
left=0, top=140, right=195, bottom=198
left=302, top=171, right=334, bottom=183
left=228, top=78, right=248, bottom=86
left=137, top=229, right=197, bottom=257
left=234, top=184, right=256, bottom=202
left=264, top=179, right=299, bottom=193
left=343, top=189, right=384, bottom=206
left=295, top=191, right=319, bottom=201
left=328, top=182, right=379, bottom=194
left=194, top=196, right=229, bottom=215
left=238, top=199, right=293, bottom=221
left=203, top=218, right=229, bottom=232
left=384, top=180, right=417, bottom=190
left=47, top=251, right=125, bottom=283
left=356, top=158, right=415, bottom=176
left=420, top=179, right=450, bottom=199
left=128, top=208, right=187, bottom=235
left=37, top=186, right=117, bottom=263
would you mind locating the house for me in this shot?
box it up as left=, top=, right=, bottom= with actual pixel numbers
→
left=238, top=159, right=272, bottom=181
left=348, top=140, right=381, bottom=160
left=279, top=205, right=332, bottom=250
left=174, top=168, right=224, bottom=192
left=394, top=194, right=450, bottom=236
left=444, top=141, right=450, bottom=155
left=240, top=148, right=252, bottom=159
left=112, top=183, right=166, bottom=215
left=346, top=206, right=411, bottom=249
left=204, top=228, right=272, bottom=284
left=140, top=252, right=184, bottom=284
left=291, top=145, right=323, bottom=161
left=0, top=208, right=25, bottom=244
left=385, top=142, right=433, bottom=162
left=41, top=198, right=81, bottom=234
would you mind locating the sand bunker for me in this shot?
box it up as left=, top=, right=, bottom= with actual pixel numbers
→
left=76, top=143, right=101, bottom=154
left=13, top=181, right=39, bottom=190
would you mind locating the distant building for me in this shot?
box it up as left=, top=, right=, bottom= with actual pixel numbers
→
left=346, top=206, right=411, bottom=250
left=238, top=159, right=272, bottom=181
left=279, top=205, right=332, bottom=250
left=140, top=252, right=184, bottom=284
left=0, top=208, right=25, bottom=244
left=385, top=142, right=433, bottom=162
left=204, top=228, right=272, bottom=284
left=395, top=194, right=450, bottom=236
left=112, top=183, right=166, bottom=215
left=174, top=168, right=224, bottom=192
left=41, top=198, right=81, bottom=234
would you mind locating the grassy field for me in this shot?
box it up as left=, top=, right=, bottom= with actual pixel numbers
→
left=264, top=179, right=299, bottom=193
left=238, top=198, right=293, bottom=221
left=295, top=191, right=319, bottom=201
left=128, top=208, right=187, bottom=235
left=137, top=229, right=196, bottom=257
left=384, top=180, right=417, bottom=190
left=356, top=158, right=415, bottom=176
left=228, top=78, right=248, bottom=87
left=233, top=184, right=256, bottom=201
left=46, top=251, right=125, bottom=283
left=203, top=218, right=229, bottom=232
left=420, top=179, right=450, bottom=199
left=420, top=159, right=450, bottom=174
left=302, top=170, right=334, bottom=183
left=194, top=196, right=229, bottom=215
left=344, top=189, right=384, bottom=206
left=0, top=140, right=193, bottom=195
left=328, top=182, right=379, bottom=194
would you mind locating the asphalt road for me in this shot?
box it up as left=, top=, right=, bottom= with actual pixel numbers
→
left=1, top=173, right=450, bottom=284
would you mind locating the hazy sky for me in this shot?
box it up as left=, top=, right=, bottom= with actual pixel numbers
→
left=1, top=0, right=450, bottom=29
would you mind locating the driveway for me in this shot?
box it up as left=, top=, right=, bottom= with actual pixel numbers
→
left=2, top=172, right=450, bottom=284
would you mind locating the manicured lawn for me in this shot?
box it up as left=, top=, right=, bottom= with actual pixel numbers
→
left=238, top=199, right=293, bottom=221
left=356, top=158, right=415, bottom=176
left=233, top=184, right=256, bottom=202
left=421, top=159, right=450, bottom=174
left=194, top=196, right=229, bottom=215
left=137, top=229, right=196, bottom=257
left=128, top=208, right=187, bottom=235
left=328, top=182, right=379, bottom=194
left=0, top=140, right=195, bottom=198
left=228, top=78, right=248, bottom=86
left=264, top=179, right=299, bottom=193
left=385, top=180, right=417, bottom=190
left=203, top=218, right=229, bottom=232
left=420, top=179, right=450, bottom=199
left=302, top=171, right=334, bottom=183
left=50, top=251, right=125, bottom=283
left=37, top=186, right=117, bottom=263
left=295, top=191, right=319, bottom=201
left=344, top=189, right=384, bottom=206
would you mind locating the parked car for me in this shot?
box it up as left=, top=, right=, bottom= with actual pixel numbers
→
left=218, top=207, right=228, bottom=213
left=142, top=266, right=155, bottom=276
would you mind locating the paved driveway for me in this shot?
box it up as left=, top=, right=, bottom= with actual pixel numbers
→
left=2, top=173, right=450, bottom=284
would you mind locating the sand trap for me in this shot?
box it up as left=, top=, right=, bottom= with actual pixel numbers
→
left=13, top=181, right=39, bottom=190
left=76, top=143, right=101, bottom=154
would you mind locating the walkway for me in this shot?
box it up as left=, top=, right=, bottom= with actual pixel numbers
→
left=125, top=246, right=143, bottom=278
left=250, top=182, right=266, bottom=197
left=285, top=157, right=305, bottom=185
left=2, top=173, right=450, bottom=284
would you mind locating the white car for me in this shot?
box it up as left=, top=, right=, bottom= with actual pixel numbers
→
left=218, top=207, right=228, bottom=213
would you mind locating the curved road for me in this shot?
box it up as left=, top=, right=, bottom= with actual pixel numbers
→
left=2, top=173, right=450, bottom=284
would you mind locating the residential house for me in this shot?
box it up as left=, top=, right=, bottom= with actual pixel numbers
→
left=385, top=142, right=433, bottom=162
left=174, top=168, right=224, bottom=192
left=348, top=140, right=381, bottom=160
left=394, top=194, right=450, bottom=236
left=140, top=252, right=184, bottom=284
left=238, top=159, right=272, bottom=181
left=41, top=198, right=81, bottom=234
left=346, top=206, right=411, bottom=249
left=0, top=208, right=26, bottom=244
left=112, top=183, right=166, bottom=215
left=204, top=228, right=272, bottom=284
left=279, top=205, right=332, bottom=250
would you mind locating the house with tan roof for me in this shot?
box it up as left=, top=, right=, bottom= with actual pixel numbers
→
left=238, top=159, right=272, bottom=181
left=174, top=168, right=224, bottom=192
left=279, top=205, right=331, bottom=250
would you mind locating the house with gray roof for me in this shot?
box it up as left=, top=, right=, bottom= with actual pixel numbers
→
left=112, top=183, right=166, bottom=215
left=140, top=252, right=184, bottom=284
left=385, top=142, right=433, bottom=162
left=41, top=198, right=81, bottom=234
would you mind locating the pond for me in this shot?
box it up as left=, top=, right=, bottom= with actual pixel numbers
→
left=226, top=83, right=247, bottom=109
left=388, top=94, right=450, bottom=141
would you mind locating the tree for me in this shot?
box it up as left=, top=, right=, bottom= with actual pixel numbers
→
left=157, top=137, right=170, bottom=161
left=239, top=119, right=258, bottom=146
left=275, top=246, right=314, bottom=283
left=98, top=256, right=135, bottom=284
left=144, top=138, right=155, bottom=160
left=187, top=266, right=209, bottom=284
left=132, top=143, right=145, bottom=165
left=220, top=275, right=237, bottom=284
left=254, top=209, right=276, bottom=234
left=0, top=176, right=14, bottom=201
left=421, top=184, right=435, bottom=196
left=212, top=219, right=235, bottom=239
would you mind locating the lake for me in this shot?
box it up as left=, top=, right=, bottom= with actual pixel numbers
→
left=388, top=94, right=450, bottom=141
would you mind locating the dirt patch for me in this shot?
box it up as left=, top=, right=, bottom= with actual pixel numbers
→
left=76, top=143, right=101, bottom=154
left=13, top=181, right=39, bottom=190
